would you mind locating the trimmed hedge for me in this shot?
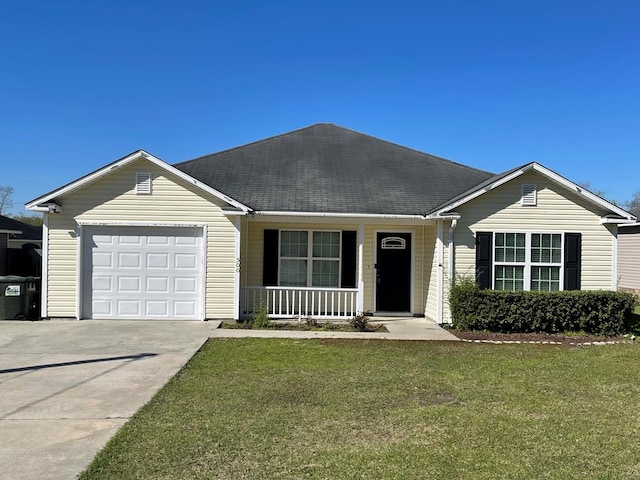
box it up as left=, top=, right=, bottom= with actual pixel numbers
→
left=450, top=279, right=638, bottom=336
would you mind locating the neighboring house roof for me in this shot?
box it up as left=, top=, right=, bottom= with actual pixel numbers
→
left=0, top=215, right=42, bottom=241
left=174, top=123, right=495, bottom=216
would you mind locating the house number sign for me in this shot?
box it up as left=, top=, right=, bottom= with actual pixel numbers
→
left=5, top=285, right=21, bottom=296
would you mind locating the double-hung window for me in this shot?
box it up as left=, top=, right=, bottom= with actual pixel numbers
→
left=279, top=230, right=341, bottom=287
left=493, top=232, right=562, bottom=292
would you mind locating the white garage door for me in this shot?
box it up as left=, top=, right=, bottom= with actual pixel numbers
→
left=82, top=226, right=204, bottom=320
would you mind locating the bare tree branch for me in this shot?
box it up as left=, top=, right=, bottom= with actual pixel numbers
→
left=0, top=186, right=14, bottom=215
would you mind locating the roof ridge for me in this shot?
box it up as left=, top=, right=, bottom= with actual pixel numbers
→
left=174, top=123, right=338, bottom=167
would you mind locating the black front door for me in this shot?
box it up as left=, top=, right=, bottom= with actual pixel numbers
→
left=375, top=232, right=411, bottom=312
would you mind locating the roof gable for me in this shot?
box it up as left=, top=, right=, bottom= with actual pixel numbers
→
left=174, top=124, right=495, bottom=216
left=26, top=150, right=250, bottom=213
left=430, top=162, right=636, bottom=222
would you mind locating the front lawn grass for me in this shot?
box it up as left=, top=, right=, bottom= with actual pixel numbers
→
left=81, top=339, right=640, bottom=479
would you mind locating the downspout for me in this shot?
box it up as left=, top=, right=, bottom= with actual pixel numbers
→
left=448, top=218, right=458, bottom=286
left=612, top=224, right=618, bottom=291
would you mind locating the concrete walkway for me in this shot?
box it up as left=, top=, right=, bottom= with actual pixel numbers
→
left=209, top=317, right=459, bottom=341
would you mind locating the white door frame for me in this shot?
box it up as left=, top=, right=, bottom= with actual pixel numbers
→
left=373, top=229, right=415, bottom=314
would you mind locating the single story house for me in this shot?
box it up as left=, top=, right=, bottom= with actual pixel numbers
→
left=0, top=214, right=42, bottom=276
left=617, top=208, right=640, bottom=295
left=26, top=124, right=636, bottom=322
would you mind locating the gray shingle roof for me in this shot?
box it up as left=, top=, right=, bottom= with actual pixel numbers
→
left=174, top=124, right=494, bottom=216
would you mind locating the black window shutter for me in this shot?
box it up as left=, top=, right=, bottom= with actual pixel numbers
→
left=263, top=229, right=279, bottom=286
left=564, top=233, right=581, bottom=290
left=476, top=232, right=493, bottom=290
left=341, top=231, right=357, bottom=288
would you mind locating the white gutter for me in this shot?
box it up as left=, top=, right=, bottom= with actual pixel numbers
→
left=253, top=211, right=428, bottom=220
left=601, top=217, right=637, bottom=225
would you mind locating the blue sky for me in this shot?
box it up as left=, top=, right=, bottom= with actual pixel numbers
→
left=1, top=0, right=639, bottom=215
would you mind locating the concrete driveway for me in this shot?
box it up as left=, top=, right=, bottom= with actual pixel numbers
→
left=0, top=320, right=218, bottom=480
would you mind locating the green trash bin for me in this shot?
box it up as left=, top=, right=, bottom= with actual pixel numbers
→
left=0, top=276, right=32, bottom=320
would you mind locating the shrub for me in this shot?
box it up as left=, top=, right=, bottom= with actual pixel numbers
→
left=249, top=301, right=271, bottom=328
left=350, top=314, right=369, bottom=332
left=449, top=281, right=637, bottom=336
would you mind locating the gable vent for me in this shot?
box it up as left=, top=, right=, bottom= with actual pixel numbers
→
left=521, top=183, right=537, bottom=206
left=135, top=172, right=152, bottom=195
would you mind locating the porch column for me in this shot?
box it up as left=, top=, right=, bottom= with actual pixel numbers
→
left=357, top=223, right=364, bottom=314
left=436, top=220, right=444, bottom=324
left=233, top=217, right=241, bottom=320
left=40, top=214, right=49, bottom=319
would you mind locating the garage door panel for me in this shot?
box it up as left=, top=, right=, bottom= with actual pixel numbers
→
left=117, top=300, right=140, bottom=316
left=175, top=236, right=198, bottom=246
left=147, top=277, right=169, bottom=293
left=146, top=300, right=169, bottom=316
left=175, top=253, right=197, bottom=269
left=93, top=276, right=113, bottom=292
left=118, top=252, right=141, bottom=269
left=175, top=277, right=197, bottom=293
left=92, top=299, right=112, bottom=316
left=119, top=235, right=143, bottom=246
left=93, top=252, right=113, bottom=268
left=93, top=234, right=114, bottom=246
left=147, top=235, right=171, bottom=246
left=83, top=226, right=203, bottom=320
left=147, top=253, right=169, bottom=269
left=118, top=277, right=141, bottom=293
left=175, top=301, right=196, bottom=317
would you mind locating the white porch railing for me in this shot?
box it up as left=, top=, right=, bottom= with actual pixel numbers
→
left=241, top=286, right=359, bottom=320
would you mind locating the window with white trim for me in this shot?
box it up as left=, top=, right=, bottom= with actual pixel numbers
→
left=279, top=230, right=341, bottom=287
left=494, top=232, right=562, bottom=291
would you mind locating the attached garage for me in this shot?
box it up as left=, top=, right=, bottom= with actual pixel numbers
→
left=81, top=225, right=205, bottom=320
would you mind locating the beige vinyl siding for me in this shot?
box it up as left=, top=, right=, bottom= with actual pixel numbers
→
left=243, top=222, right=435, bottom=315
left=46, top=158, right=237, bottom=319
left=452, top=171, right=615, bottom=297
left=618, top=226, right=640, bottom=292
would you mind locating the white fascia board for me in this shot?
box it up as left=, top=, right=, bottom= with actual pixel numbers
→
left=253, top=211, right=427, bottom=220
left=529, top=163, right=634, bottom=220
left=26, top=150, right=251, bottom=214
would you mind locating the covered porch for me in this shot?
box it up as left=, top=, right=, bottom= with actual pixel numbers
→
left=234, top=215, right=449, bottom=322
